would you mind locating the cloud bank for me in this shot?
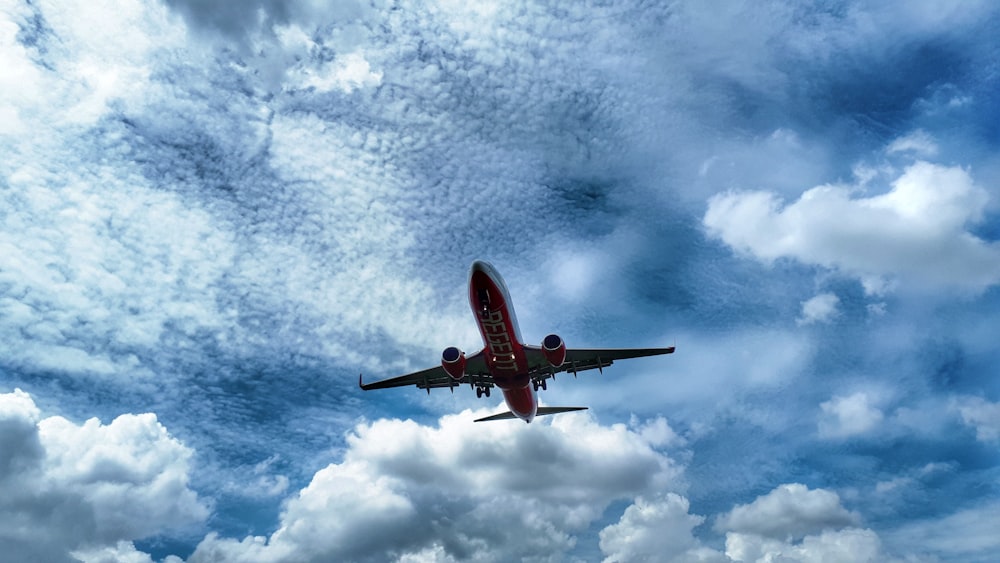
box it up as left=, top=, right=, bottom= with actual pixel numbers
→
left=0, top=389, right=207, bottom=562
left=188, top=409, right=682, bottom=562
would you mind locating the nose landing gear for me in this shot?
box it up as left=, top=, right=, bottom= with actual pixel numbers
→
left=476, top=385, right=492, bottom=398
left=477, top=288, right=491, bottom=318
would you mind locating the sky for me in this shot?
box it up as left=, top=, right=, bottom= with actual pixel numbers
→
left=1, top=0, right=999, bottom=561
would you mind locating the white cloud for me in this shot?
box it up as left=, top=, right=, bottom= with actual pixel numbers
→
left=287, top=51, right=383, bottom=93
left=818, top=392, right=885, bottom=439
left=0, top=167, right=237, bottom=376
left=600, top=493, right=727, bottom=563
left=704, top=161, right=1000, bottom=293
left=0, top=0, right=181, bottom=129
left=715, top=483, right=860, bottom=541
left=0, top=389, right=208, bottom=561
left=725, top=527, right=885, bottom=563
left=259, top=111, right=480, bottom=361
left=714, top=484, right=905, bottom=563
left=798, top=292, right=840, bottom=325
left=595, top=483, right=960, bottom=563
left=886, top=130, right=939, bottom=157
left=599, top=484, right=905, bottom=563
left=189, top=409, right=682, bottom=562
left=71, top=541, right=156, bottom=563
left=885, top=499, right=1000, bottom=561
left=953, top=396, right=1000, bottom=442
left=0, top=1, right=245, bottom=381
left=632, top=416, right=687, bottom=448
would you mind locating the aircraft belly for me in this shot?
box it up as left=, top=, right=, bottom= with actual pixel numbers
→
left=471, top=270, right=529, bottom=376
left=491, top=372, right=530, bottom=390
left=502, top=387, right=536, bottom=421
left=470, top=261, right=536, bottom=422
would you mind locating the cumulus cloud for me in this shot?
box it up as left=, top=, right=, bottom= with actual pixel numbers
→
left=0, top=389, right=207, bottom=562
left=599, top=493, right=726, bottom=563
left=189, top=409, right=682, bottom=562
left=598, top=484, right=901, bottom=563
left=71, top=541, right=157, bottom=563
left=818, top=392, right=885, bottom=439
left=725, top=527, right=885, bottom=563
left=704, top=161, right=1000, bottom=293
left=715, top=483, right=860, bottom=541
left=714, top=484, right=901, bottom=563
left=797, top=292, right=840, bottom=325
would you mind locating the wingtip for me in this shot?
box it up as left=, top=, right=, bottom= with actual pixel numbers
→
left=358, top=373, right=367, bottom=390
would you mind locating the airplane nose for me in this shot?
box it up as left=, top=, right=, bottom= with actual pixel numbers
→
left=469, top=260, right=497, bottom=281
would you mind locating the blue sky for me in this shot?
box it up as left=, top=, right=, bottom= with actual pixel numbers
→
left=1, top=0, right=999, bottom=561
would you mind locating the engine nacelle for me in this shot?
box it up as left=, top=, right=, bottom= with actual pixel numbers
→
left=441, top=346, right=467, bottom=380
left=541, top=334, right=566, bottom=367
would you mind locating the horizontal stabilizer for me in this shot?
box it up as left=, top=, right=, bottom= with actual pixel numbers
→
left=474, top=406, right=588, bottom=423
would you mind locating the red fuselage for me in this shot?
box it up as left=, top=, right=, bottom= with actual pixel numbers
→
left=468, top=261, right=537, bottom=422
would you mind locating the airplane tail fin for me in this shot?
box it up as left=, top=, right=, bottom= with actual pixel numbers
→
left=474, top=406, right=588, bottom=423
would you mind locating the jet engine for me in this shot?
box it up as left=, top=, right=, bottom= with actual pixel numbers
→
left=541, top=334, right=566, bottom=367
left=441, top=346, right=466, bottom=380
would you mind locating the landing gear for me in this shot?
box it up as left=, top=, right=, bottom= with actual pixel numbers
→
left=477, top=289, right=491, bottom=318
left=476, top=385, right=491, bottom=398
left=532, top=379, right=548, bottom=391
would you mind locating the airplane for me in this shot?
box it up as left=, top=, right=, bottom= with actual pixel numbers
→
left=359, top=260, right=675, bottom=423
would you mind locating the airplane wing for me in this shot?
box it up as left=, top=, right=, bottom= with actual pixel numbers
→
left=523, top=345, right=675, bottom=382
left=359, top=349, right=491, bottom=393
left=360, top=346, right=674, bottom=392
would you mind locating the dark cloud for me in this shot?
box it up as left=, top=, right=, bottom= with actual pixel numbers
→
left=162, top=0, right=367, bottom=44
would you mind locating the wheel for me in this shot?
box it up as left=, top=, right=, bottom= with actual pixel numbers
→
left=485, top=387, right=491, bottom=398
left=541, top=379, right=547, bottom=391
left=532, top=380, right=539, bottom=391
left=476, top=387, right=483, bottom=398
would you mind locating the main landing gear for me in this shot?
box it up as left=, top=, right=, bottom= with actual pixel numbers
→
left=476, top=385, right=492, bottom=398
left=532, top=379, right=548, bottom=392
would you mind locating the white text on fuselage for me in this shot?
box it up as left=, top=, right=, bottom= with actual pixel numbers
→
left=481, top=309, right=519, bottom=372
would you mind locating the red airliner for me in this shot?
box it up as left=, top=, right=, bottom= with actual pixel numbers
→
left=359, top=261, right=675, bottom=423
